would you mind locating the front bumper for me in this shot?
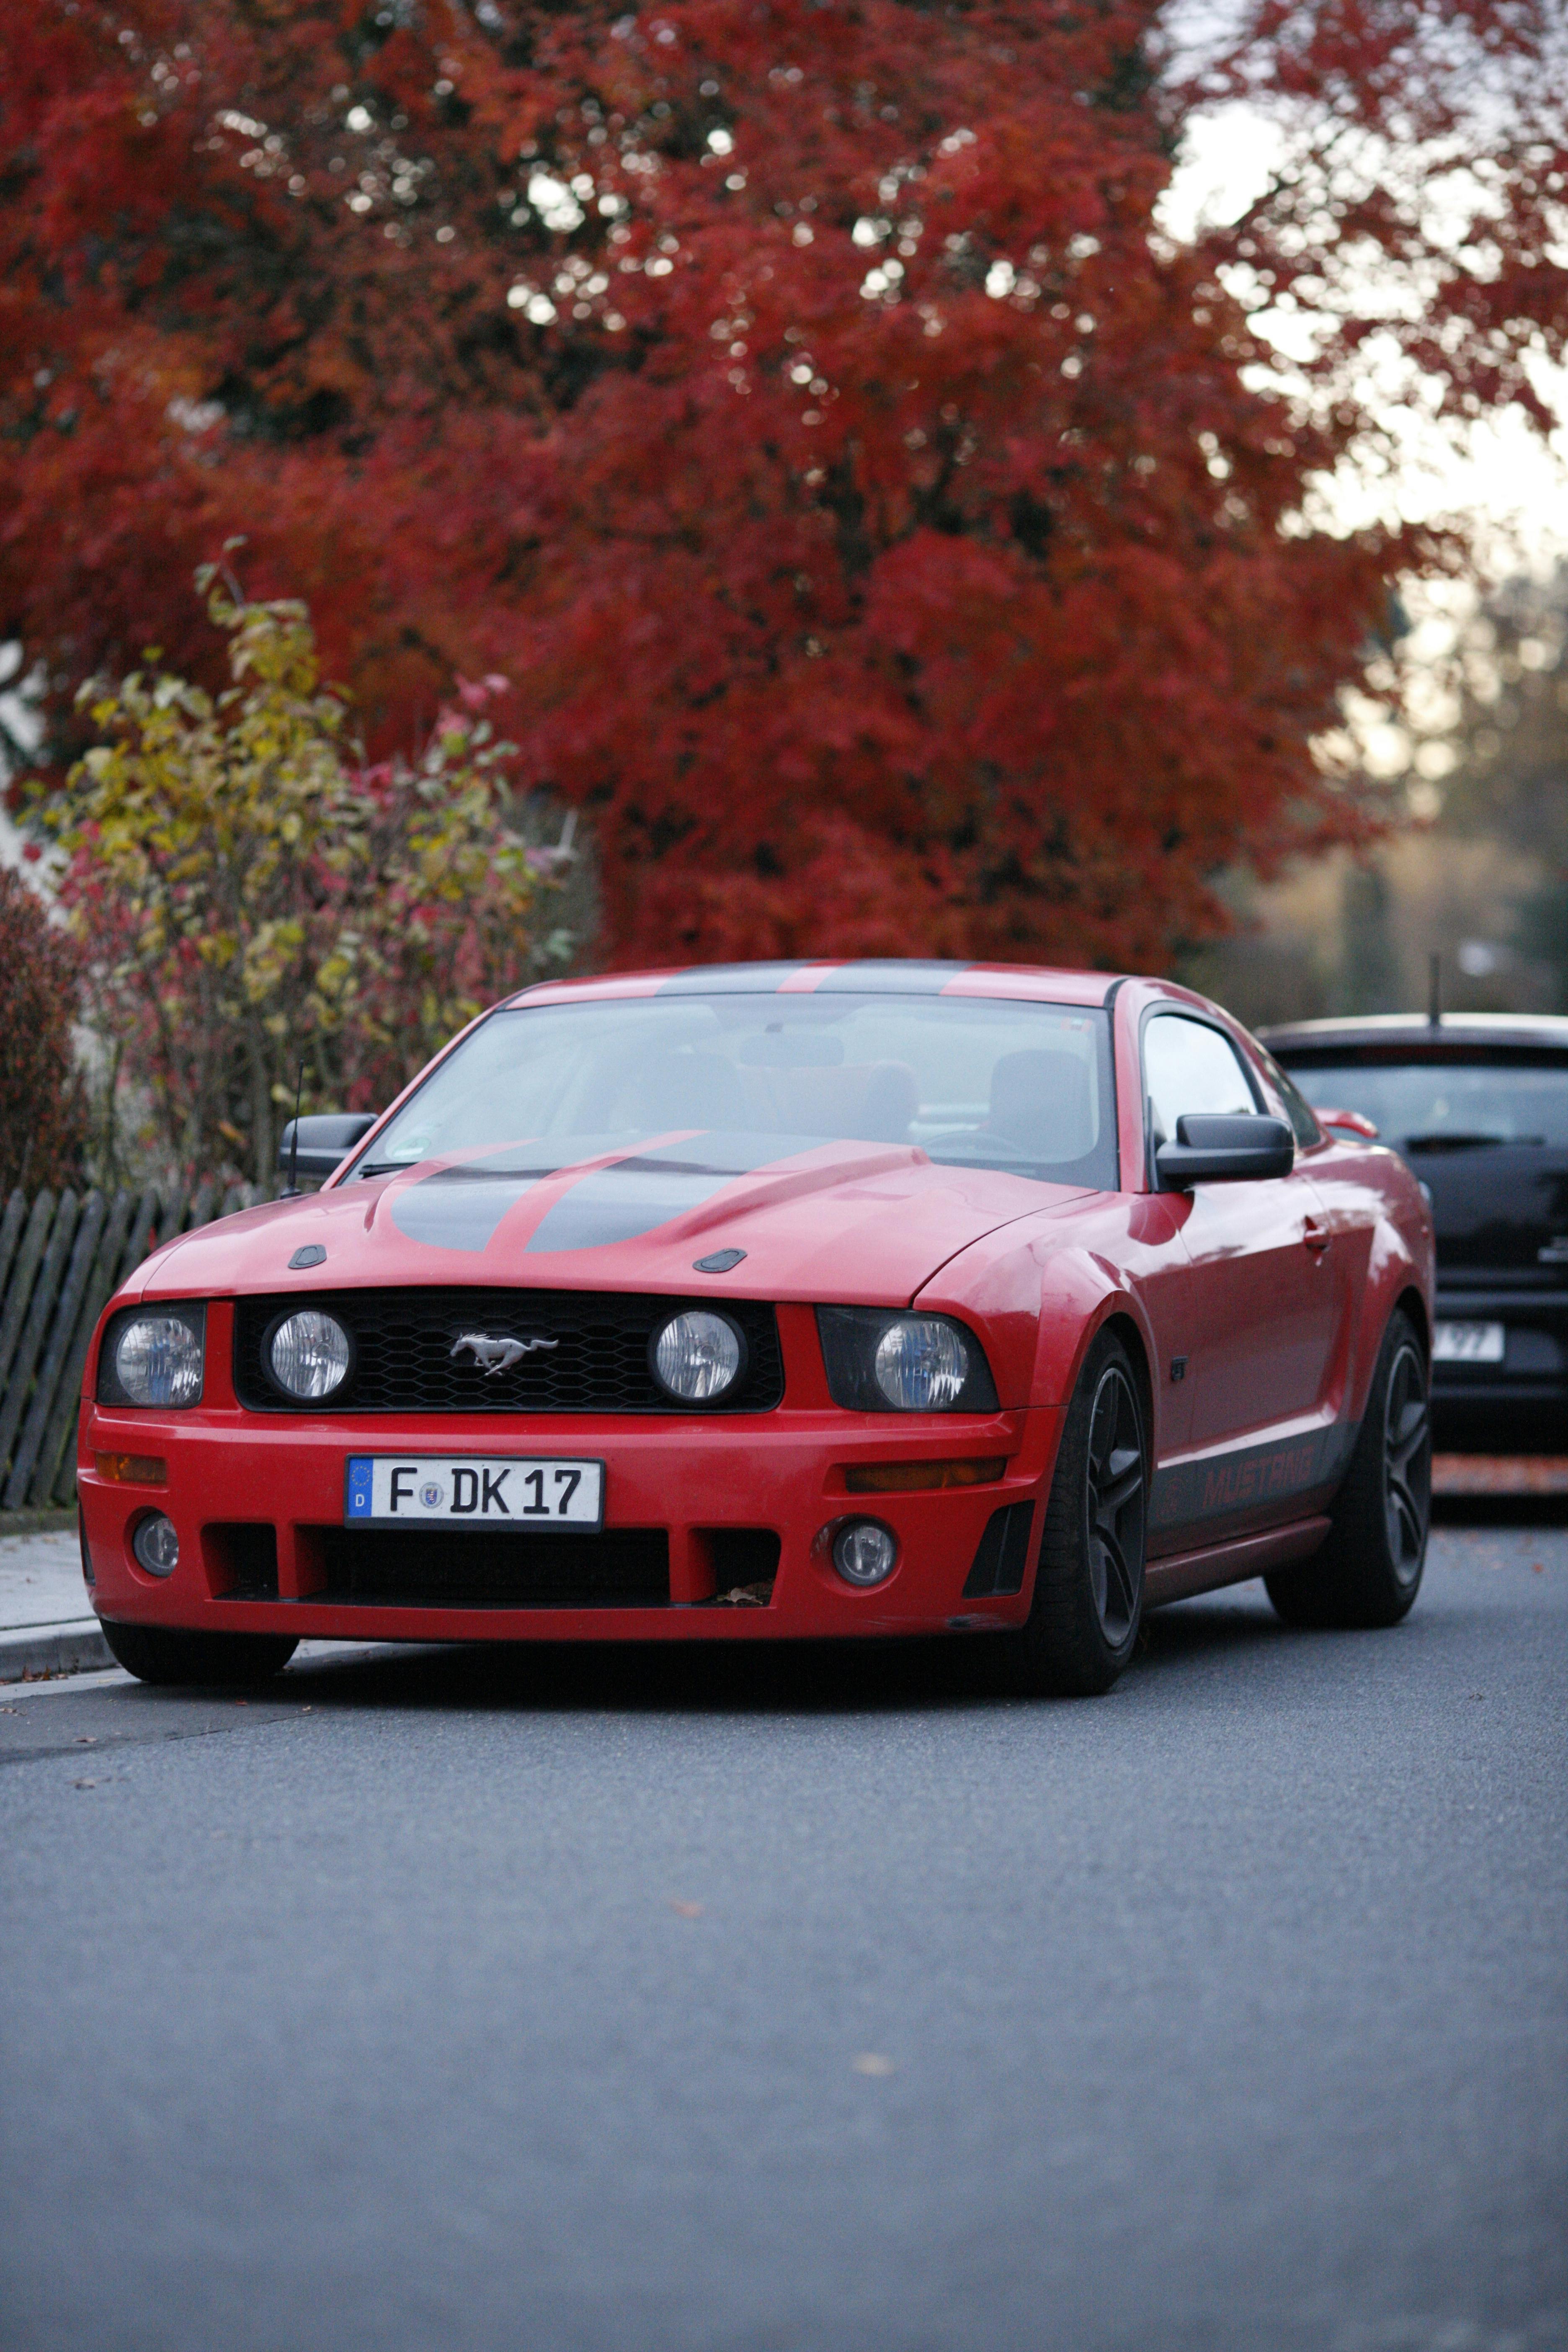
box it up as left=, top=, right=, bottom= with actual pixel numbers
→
left=79, top=1397, right=1062, bottom=1645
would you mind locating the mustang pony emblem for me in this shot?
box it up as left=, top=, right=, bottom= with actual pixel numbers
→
left=449, top=1332, right=558, bottom=1377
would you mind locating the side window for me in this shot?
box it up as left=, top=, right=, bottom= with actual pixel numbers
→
left=1144, top=1015, right=1258, bottom=1147
left=1254, top=1047, right=1323, bottom=1150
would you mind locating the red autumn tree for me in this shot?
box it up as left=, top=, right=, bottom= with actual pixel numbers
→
left=3, top=2, right=1563, bottom=970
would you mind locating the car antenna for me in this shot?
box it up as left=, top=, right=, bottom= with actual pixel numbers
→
left=283, top=1060, right=303, bottom=1198
left=1428, top=951, right=1442, bottom=1029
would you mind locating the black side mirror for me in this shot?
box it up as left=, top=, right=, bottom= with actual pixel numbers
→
left=278, top=1112, right=379, bottom=1185
left=1156, top=1112, right=1295, bottom=1189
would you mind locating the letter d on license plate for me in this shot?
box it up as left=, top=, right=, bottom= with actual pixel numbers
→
left=345, top=1456, right=604, bottom=1528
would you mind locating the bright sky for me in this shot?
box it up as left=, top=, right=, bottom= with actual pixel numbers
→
left=1159, top=105, right=1568, bottom=576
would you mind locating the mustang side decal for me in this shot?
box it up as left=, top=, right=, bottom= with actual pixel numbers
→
left=1151, top=1419, right=1358, bottom=1534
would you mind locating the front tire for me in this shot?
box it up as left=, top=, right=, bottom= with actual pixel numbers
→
left=100, top=1620, right=299, bottom=1687
left=1006, top=1328, right=1148, bottom=1696
left=1266, top=1307, right=1431, bottom=1630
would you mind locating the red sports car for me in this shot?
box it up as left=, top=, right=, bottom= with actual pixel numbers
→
left=79, top=961, right=1435, bottom=1695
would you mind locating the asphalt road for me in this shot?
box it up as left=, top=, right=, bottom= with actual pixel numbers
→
left=3, top=1516, right=1564, bottom=2352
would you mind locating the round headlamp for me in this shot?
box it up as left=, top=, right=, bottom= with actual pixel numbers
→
left=873, top=1317, right=972, bottom=1412
left=650, top=1310, right=745, bottom=1404
left=267, top=1310, right=353, bottom=1401
left=112, top=1315, right=204, bottom=1408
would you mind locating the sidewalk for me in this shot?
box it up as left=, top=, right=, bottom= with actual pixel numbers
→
left=0, top=1522, right=113, bottom=1681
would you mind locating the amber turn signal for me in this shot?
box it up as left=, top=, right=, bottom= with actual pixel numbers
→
left=844, top=1457, right=1006, bottom=1494
left=94, top=1451, right=168, bottom=1486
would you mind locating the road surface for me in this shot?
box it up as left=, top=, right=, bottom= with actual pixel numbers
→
left=3, top=1516, right=1564, bottom=2352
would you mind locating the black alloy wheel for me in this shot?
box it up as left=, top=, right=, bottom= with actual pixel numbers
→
left=1087, top=1358, right=1147, bottom=1645
left=1266, top=1306, right=1431, bottom=1630
left=1381, top=1331, right=1432, bottom=1591
left=1008, top=1327, right=1149, bottom=1696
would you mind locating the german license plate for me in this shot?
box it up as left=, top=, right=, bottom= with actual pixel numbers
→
left=345, top=1455, right=604, bottom=1529
left=1432, top=1321, right=1506, bottom=1364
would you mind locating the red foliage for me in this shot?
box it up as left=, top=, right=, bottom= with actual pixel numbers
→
left=2, top=2, right=1563, bottom=968
left=0, top=867, right=87, bottom=1193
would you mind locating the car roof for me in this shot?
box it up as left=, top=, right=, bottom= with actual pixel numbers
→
left=1259, top=1011, right=1568, bottom=1057
left=510, top=959, right=1126, bottom=1009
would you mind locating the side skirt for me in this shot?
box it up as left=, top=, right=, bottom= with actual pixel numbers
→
left=1144, top=1516, right=1331, bottom=1609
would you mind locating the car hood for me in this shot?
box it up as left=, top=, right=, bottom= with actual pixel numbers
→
left=137, top=1134, right=1093, bottom=1310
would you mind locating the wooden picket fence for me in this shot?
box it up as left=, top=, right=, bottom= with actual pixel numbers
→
left=0, top=1180, right=263, bottom=1515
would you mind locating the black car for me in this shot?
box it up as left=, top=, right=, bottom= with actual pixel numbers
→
left=1259, top=1013, right=1568, bottom=1450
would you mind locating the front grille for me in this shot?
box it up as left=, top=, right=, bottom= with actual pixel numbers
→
left=315, top=1525, right=670, bottom=1608
left=233, top=1289, right=784, bottom=1416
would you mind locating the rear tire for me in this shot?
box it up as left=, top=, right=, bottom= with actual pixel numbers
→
left=1266, top=1307, right=1430, bottom=1630
left=1005, top=1328, right=1148, bottom=1696
left=100, top=1620, right=299, bottom=1687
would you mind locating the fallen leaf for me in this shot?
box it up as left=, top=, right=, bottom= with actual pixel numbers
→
left=669, top=1900, right=704, bottom=1919
left=852, top=2053, right=895, bottom=2077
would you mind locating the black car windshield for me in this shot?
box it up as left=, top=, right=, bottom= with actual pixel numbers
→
left=1291, top=1059, right=1568, bottom=1149
left=356, top=993, right=1119, bottom=1189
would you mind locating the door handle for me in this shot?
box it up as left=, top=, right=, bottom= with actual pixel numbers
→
left=1302, top=1219, right=1332, bottom=1254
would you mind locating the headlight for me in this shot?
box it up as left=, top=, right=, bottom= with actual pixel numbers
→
left=650, top=1310, right=746, bottom=1403
left=100, top=1310, right=206, bottom=1408
left=873, top=1318, right=970, bottom=1411
left=816, top=1308, right=999, bottom=1413
left=267, top=1310, right=353, bottom=1401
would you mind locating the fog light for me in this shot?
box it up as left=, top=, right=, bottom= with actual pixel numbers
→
left=268, top=1309, right=352, bottom=1401
left=650, top=1310, right=745, bottom=1403
left=831, top=1518, right=898, bottom=1588
left=132, top=1512, right=179, bottom=1578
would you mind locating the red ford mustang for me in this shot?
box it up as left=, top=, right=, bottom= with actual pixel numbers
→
left=79, top=961, right=1435, bottom=1695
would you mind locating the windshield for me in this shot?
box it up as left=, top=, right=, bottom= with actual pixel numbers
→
left=1289, top=1059, right=1568, bottom=1149
left=358, top=993, right=1119, bottom=1190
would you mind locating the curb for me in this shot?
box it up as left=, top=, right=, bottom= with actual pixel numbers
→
left=0, top=1620, right=115, bottom=1682
left=0, top=1508, right=78, bottom=1540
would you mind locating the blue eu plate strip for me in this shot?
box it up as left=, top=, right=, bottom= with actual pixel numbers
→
left=346, top=1458, right=374, bottom=1519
